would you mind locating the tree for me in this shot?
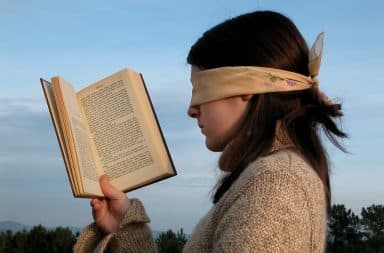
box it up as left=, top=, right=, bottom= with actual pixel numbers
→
left=361, top=205, right=384, bottom=253
left=327, top=204, right=362, bottom=252
left=49, top=227, right=77, bottom=253
left=25, top=225, right=50, bottom=253
left=0, top=230, right=13, bottom=253
left=176, top=228, right=187, bottom=246
left=11, top=230, right=28, bottom=253
left=156, top=228, right=188, bottom=253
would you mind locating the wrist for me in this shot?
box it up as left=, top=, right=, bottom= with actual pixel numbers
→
left=118, top=197, right=131, bottom=221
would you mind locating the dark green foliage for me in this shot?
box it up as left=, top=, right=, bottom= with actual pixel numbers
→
left=156, top=228, right=188, bottom=253
left=0, top=230, right=13, bottom=253
left=361, top=205, right=384, bottom=253
left=25, top=225, right=50, bottom=253
left=0, top=225, right=77, bottom=253
left=327, top=204, right=384, bottom=253
left=327, top=204, right=364, bottom=253
left=49, top=227, right=77, bottom=253
left=11, top=230, right=28, bottom=253
left=0, top=224, right=189, bottom=253
left=1, top=205, right=384, bottom=253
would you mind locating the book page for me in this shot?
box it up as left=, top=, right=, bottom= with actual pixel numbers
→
left=128, top=73, right=175, bottom=177
left=41, top=79, right=77, bottom=195
left=78, top=78, right=154, bottom=179
left=52, top=77, right=103, bottom=196
left=77, top=69, right=174, bottom=191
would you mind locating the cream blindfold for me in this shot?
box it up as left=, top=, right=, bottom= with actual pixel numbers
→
left=190, top=32, right=326, bottom=107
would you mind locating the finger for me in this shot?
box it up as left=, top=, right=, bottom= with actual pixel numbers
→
left=90, top=198, right=101, bottom=207
left=91, top=199, right=105, bottom=211
left=92, top=200, right=107, bottom=222
left=99, top=174, right=123, bottom=199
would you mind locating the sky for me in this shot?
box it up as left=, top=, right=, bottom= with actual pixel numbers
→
left=0, top=0, right=384, bottom=233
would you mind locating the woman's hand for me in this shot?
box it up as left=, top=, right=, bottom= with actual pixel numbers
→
left=90, top=175, right=130, bottom=234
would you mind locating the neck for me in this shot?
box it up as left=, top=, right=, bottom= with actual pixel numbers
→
left=266, top=121, right=296, bottom=155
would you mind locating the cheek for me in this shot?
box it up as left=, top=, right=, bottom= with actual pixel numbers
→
left=212, top=107, right=244, bottom=133
left=199, top=98, right=250, bottom=151
left=204, top=110, right=229, bottom=132
left=204, top=110, right=240, bottom=148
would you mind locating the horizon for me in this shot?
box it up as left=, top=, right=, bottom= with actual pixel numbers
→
left=1, top=0, right=384, bottom=234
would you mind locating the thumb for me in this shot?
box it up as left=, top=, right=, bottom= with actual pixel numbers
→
left=99, top=174, right=122, bottom=199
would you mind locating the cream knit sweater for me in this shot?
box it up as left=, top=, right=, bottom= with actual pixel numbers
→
left=74, top=146, right=327, bottom=253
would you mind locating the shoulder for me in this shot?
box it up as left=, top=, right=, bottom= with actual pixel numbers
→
left=211, top=149, right=327, bottom=252
left=240, top=149, right=323, bottom=193
left=220, top=149, right=325, bottom=210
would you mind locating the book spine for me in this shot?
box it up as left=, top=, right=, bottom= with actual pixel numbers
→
left=139, top=74, right=177, bottom=177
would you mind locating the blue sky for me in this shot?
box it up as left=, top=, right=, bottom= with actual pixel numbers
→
left=0, top=0, right=383, bottom=233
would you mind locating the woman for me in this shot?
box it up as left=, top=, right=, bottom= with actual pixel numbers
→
left=75, top=10, right=347, bottom=253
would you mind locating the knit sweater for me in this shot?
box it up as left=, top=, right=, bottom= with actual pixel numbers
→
left=74, top=147, right=327, bottom=253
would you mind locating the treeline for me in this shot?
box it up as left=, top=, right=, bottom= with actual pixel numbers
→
left=0, top=225, right=77, bottom=253
left=327, top=204, right=384, bottom=253
left=1, top=204, right=383, bottom=253
left=0, top=225, right=188, bottom=253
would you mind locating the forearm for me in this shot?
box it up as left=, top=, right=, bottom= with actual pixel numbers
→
left=107, top=222, right=156, bottom=253
left=74, top=199, right=157, bottom=253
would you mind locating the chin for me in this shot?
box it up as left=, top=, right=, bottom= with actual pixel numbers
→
left=205, top=140, right=226, bottom=152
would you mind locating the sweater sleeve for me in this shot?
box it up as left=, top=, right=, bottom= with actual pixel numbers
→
left=74, top=198, right=157, bottom=253
left=212, top=170, right=312, bottom=253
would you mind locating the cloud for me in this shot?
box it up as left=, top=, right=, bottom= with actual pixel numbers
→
left=0, top=97, right=218, bottom=231
left=0, top=97, right=46, bottom=115
left=0, top=102, right=58, bottom=158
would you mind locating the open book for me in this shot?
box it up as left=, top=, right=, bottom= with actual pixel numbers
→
left=41, top=68, right=176, bottom=198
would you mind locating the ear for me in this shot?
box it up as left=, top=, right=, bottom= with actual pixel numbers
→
left=241, top=94, right=253, bottom=101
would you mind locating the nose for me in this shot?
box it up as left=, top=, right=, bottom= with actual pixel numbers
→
left=187, top=105, right=200, bottom=118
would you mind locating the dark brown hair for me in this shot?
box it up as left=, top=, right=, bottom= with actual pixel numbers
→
left=187, top=11, right=347, bottom=208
